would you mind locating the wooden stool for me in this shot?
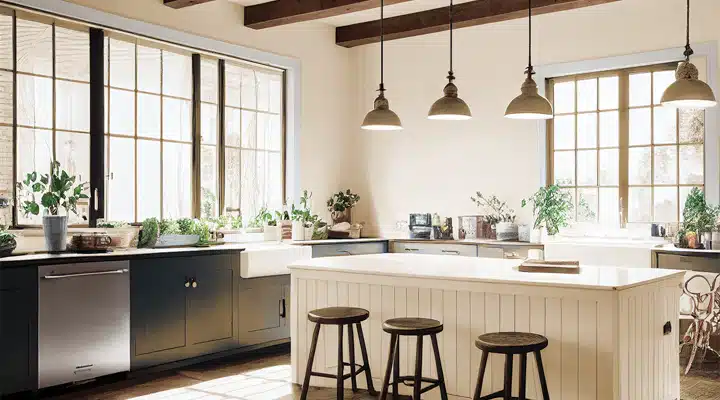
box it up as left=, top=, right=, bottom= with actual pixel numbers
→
left=379, top=317, right=449, bottom=400
left=300, top=307, right=377, bottom=400
left=473, top=332, right=550, bottom=400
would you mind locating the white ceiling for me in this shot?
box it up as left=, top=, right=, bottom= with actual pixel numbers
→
left=228, top=0, right=476, bottom=27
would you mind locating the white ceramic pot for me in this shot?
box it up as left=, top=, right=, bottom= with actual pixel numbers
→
left=43, top=215, right=68, bottom=253
left=263, top=225, right=280, bottom=242
left=304, top=226, right=314, bottom=241
left=292, top=220, right=305, bottom=241
left=530, top=228, right=543, bottom=244
left=495, top=222, right=518, bottom=241
left=461, top=216, right=478, bottom=239
left=518, top=224, right=531, bottom=242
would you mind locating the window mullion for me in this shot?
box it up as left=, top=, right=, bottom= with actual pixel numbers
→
left=88, top=27, right=106, bottom=227
left=11, top=10, right=17, bottom=227
left=191, top=53, right=202, bottom=219
left=218, top=59, right=226, bottom=215
left=618, top=72, right=630, bottom=227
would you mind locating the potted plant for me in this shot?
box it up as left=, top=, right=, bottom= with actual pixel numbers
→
left=247, top=207, right=271, bottom=233
left=0, top=228, right=16, bottom=257
left=471, top=193, right=517, bottom=241
left=138, top=217, right=159, bottom=248
left=263, top=212, right=282, bottom=242
left=522, top=185, right=573, bottom=242
left=16, top=161, right=89, bottom=252
left=327, top=189, right=360, bottom=225
left=276, top=209, right=292, bottom=240
left=292, top=190, right=318, bottom=240
left=155, top=218, right=201, bottom=247
left=681, top=188, right=720, bottom=249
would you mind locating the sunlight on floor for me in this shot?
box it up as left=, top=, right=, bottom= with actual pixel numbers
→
left=129, top=364, right=293, bottom=400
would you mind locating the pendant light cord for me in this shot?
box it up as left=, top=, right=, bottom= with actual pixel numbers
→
left=449, top=0, right=453, bottom=76
left=379, top=0, right=385, bottom=92
left=526, top=0, right=534, bottom=77
left=684, top=0, right=693, bottom=60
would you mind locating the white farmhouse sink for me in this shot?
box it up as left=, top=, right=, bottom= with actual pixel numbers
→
left=240, top=243, right=312, bottom=278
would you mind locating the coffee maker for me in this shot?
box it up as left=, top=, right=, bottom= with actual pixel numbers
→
left=409, top=213, right=432, bottom=239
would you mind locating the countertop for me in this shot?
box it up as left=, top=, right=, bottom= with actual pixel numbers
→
left=288, top=253, right=684, bottom=290
left=290, top=238, right=389, bottom=245
left=653, top=244, right=720, bottom=255
left=0, top=244, right=247, bottom=268
left=394, top=238, right=544, bottom=247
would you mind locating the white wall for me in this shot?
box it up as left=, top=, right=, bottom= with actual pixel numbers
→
left=350, top=0, right=720, bottom=236
left=60, top=0, right=357, bottom=220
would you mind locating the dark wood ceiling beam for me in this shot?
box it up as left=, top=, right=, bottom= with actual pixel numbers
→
left=336, top=0, right=619, bottom=48
left=245, top=0, right=413, bottom=29
left=163, top=0, right=215, bottom=9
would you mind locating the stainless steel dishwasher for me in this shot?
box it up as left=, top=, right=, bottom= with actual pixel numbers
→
left=38, top=261, right=130, bottom=389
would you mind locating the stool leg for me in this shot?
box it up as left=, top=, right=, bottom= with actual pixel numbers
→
left=393, top=336, right=400, bottom=399
left=503, top=354, right=513, bottom=400
left=430, top=334, right=449, bottom=400
left=380, top=334, right=399, bottom=400
left=413, top=335, right=423, bottom=400
left=337, top=324, right=344, bottom=399
left=519, top=353, right=527, bottom=400
left=534, top=351, right=551, bottom=400
left=356, top=323, right=378, bottom=395
left=300, top=323, right=321, bottom=400
left=347, top=324, right=358, bottom=392
left=473, top=350, right=489, bottom=400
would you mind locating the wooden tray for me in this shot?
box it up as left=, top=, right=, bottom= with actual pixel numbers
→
left=518, top=260, right=580, bottom=274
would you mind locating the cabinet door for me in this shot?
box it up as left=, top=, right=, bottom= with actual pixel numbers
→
left=130, top=257, right=189, bottom=366
left=281, top=282, right=291, bottom=334
left=237, top=275, right=289, bottom=346
left=312, top=242, right=387, bottom=257
left=477, top=246, right=505, bottom=258
left=392, top=242, right=477, bottom=257
left=187, top=254, right=235, bottom=351
left=0, top=267, right=37, bottom=395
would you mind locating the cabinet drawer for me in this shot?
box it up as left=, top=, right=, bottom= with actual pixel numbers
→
left=477, top=246, right=505, bottom=259
left=656, top=253, right=720, bottom=272
left=312, top=242, right=387, bottom=258
left=392, top=242, right=477, bottom=257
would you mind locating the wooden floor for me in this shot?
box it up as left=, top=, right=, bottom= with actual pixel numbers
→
left=35, top=344, right=720, bottom=400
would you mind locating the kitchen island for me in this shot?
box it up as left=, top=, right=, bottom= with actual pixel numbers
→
left=288, top=253, right=684, bottom=400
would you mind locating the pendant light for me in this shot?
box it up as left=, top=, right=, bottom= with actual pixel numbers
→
left=660, top=0, right=716, bottom=109
left=361, top=0, right=402, bottom=130
left=428, top=0, right=471, bottom=120
left=505, top=0, right=553, bottom=120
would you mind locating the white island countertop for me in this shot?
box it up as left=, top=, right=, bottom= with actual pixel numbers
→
left=288, top=253, right=684, bottom=291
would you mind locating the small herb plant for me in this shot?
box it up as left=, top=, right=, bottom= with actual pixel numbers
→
left=16, top=161, right=89, bottom=217
left=293, top=190, right=319, bottom=226
left=138, top=218, right=159, bottom=248
left=682, top=188, right=720, bottom=234
left=97, top=220, right=129, bottom=228
left=249, top=207, right=274, bottom=228
left=177, top=218, right=196, bottom=235
left=158, top=219, right=180, bottom=235
left=327, top=190, right=360, bottom=213
left=471, top=193, right=516, bottom=226
left=0, top=230, right=15, bottom=248
left=522, top=185, right=573, bottom=236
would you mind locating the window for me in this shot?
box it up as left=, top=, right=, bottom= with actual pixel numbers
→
left=104, top=35, right=194, bottom=222
left=224, top=62, right=283, bottom=220
left=0, top=5, right=287, bottom=227
left=14, top=15, right=91, bottom=225
left=548, top=64, right=706, bottom=227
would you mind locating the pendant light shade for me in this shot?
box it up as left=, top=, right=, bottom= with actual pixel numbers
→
left=505, top=0, right=553, bottom=120
left=362, top=0, right=402, bottom=130
left=362, top=90, right=403, bottom=130
left=428, top=0, right=472, bottom=120
left=661, top=0, right=716, bottom=109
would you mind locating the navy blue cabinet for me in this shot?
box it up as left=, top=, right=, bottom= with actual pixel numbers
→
left=0, top=267, right=37, bottom=396
left=130, top=254, right=237, bottom=369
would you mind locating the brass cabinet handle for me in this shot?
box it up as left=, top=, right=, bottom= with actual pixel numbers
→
left=442, top=249, right=460, bottom=255
left=404, top=248, right=419, bottom=252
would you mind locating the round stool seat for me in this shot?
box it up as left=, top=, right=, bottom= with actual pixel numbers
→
left=382, top=317, right=443, bottom=336
left=475, top=332, right=548, bottom=354
left=308, top=307, right=369, bottom=325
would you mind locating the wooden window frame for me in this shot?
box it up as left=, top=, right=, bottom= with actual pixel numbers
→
left=6, top=5, right=288, bottom=228
left=546, top=62, right=705, bottom=227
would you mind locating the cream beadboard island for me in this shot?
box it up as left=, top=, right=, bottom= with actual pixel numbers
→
left=288, top=253, right=684, bottom=400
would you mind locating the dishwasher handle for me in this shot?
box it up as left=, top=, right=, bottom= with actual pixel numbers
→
left=42, top=269, right=129, bottom=280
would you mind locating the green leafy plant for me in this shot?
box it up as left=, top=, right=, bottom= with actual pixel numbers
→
left=471, top=193, right=516, bottom=225
left=0, top=230, right=16, bottom=248
left=193, top=219, right=211, bottom=245
left=522, top=185, right=573, bottom=236
left=97, top=220, right=129, bottom=228
left=138, top=218, right=159, bottom=248
left=201, top=187, right=216, bottom=219
left=248, top=207, right=274, bottom=228
left=158, top=219, right=180, bottom=235
left=177, top=218, right=196, bottom=235
left=327, top=189, right=360, bottom=213
left=16, top=161, right=89, bottom=217
left=682, top=188, right=720, bottom=234
left=293, top=190, right=319, bottom=226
